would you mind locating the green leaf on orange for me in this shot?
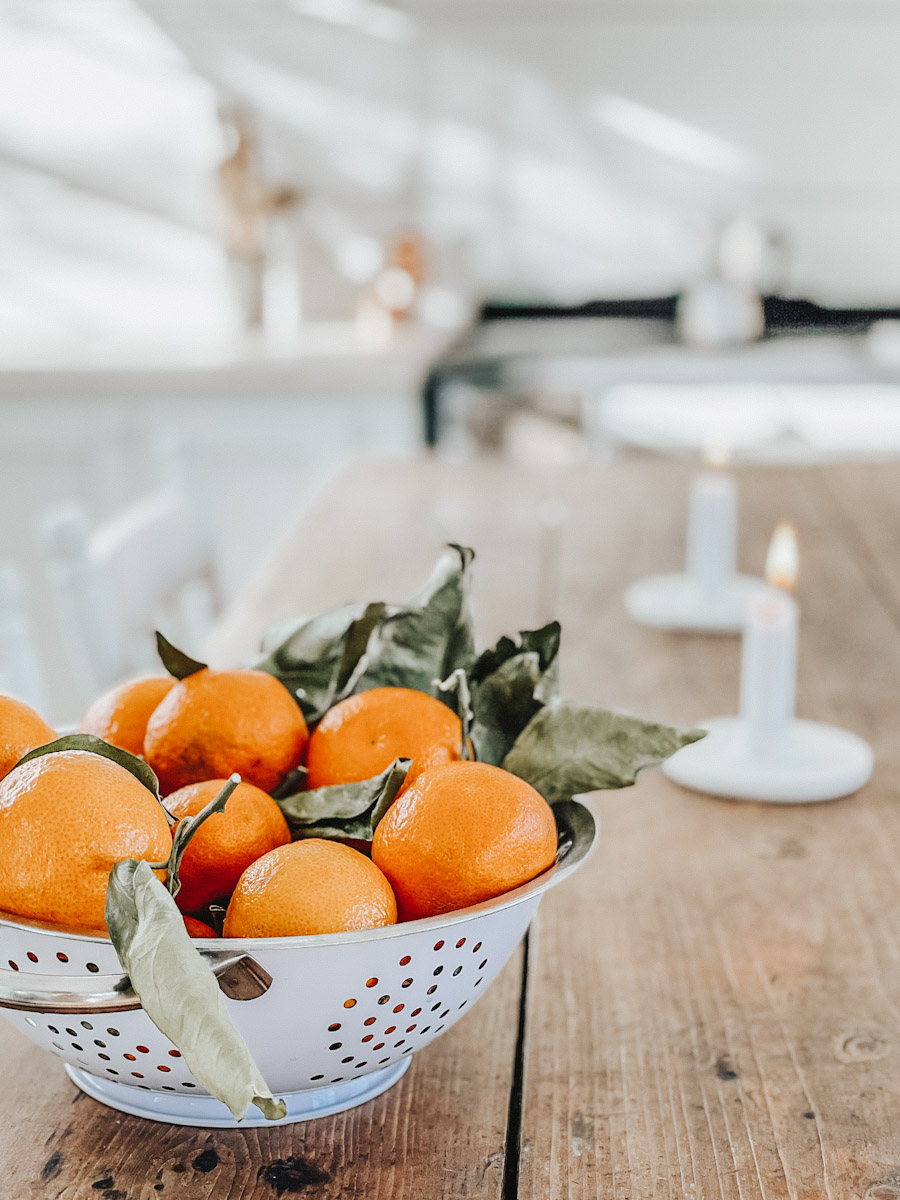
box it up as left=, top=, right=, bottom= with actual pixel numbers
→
left=276, top=757, right=411, bottom=842
left=15, top=732, right=164, bottom=806
left=351, top=544, right=476, bottom=698
left=105, top=859, right=285, bottom=1123
left=256, top=546, right=476, bottom=719
left=436, top=667, right=474, bottom=761
left=255, top=601, right=374, bottom=723
left=502, top=701, right=706, bottom=803
left=155, top=631, right=207, bottom=680
left=468, top=621, right=560, bottom=765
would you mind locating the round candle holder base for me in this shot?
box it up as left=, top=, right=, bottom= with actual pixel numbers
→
left=624, top=574, right=765, bottom=634
left=662, top=716, right=873, bottom=803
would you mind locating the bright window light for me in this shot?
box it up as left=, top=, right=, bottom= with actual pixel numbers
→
left=217, top=51, right=420, bottom=190
left=423, top=121, right=495, bottom=189
left=589, top=95, right=757, bottom=179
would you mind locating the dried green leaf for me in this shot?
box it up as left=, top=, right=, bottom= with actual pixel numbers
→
left=276, top=758, right=411, bottom=842
left=503, top=701, right=706, bottom=804
left=333, top=602, right=387, bottom=697
left=354, top=545, right=475, bottom=698
left=255, top=601, right=370, bottom=723
left=156, top=631, right=207, bottom=680
left=106, top=859, right=285, bottom=1123
left=15, top=733, right=164, bottom=807
left=166, top=776, right=241, bottom=899
left=256, top=547, right=475, bottom=719
left=270, top=763, right=308, bottom=802
left=469, top=622, right=561, bottom=765
left=436, top=668, right=473, bottom=760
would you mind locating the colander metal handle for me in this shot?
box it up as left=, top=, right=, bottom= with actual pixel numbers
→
left=0, top=951, right=272, bottom=1014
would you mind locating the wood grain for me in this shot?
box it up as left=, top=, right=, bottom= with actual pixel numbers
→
left=815, top=462, right=900, bottom=636
left=5, top=455, right=900, bottom=1198
left=518, top=462, right=900, bottom=1200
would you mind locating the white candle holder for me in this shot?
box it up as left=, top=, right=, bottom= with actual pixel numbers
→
left=663, top=542, right=873, bottom=804
left=625, top=469, right=765, bottom=634
left=663, top=716, right=874, bottom=804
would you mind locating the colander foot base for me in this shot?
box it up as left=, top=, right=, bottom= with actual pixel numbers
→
left=65, top=1059, right=411, bottom=1128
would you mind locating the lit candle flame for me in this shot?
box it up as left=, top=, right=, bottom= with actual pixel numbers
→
left=702, top=441, right=733, bottom=470
left=765, top=522, right=798, bottom=592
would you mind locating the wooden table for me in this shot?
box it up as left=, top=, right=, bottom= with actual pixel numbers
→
left=6, top=456, right=900, bottom=1199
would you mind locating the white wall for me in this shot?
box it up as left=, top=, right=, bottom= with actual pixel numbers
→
left=464, top=8, right=900, bottom=302
left=143, top=0, right=900, bottom=303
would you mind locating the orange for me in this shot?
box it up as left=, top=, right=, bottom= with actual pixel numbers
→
left=183, top=915, right=217, bottom=938
left=80, top=675, right=176, bottom=757
left=0, top=695, right=55, bottom=784
left=223, top=839, right=397, bottom=938
left=143, top=668, right=308, bottom=795
left=166, top=779, right=291, bottom=914
left=0, top=750, right=172, bottom=931
left=372, top=761, right=557, bottom=921
left=306, top=686, right=463, bottom=791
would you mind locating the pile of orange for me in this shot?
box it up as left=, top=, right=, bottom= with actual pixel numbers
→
left=0, top=676, right=558, bottom=939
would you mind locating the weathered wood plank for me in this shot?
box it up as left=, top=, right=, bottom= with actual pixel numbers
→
left=5, top=455, right=900, bottom=1199
left=815, top=461, right=900, bottom=632
left=518, top=462, right=900, bottom=1200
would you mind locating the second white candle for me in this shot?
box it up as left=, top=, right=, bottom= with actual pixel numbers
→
left=685, top=470, right=738, bottom=591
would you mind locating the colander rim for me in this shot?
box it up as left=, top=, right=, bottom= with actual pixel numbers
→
left=0, top=859, right=552, bottom=950
left=0, top=799, right=597, bottom=953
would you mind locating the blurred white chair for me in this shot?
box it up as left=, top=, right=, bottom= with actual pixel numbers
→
left=40, top=482, right=221, bottom=705
left=0, top=565, right=52, bottom=716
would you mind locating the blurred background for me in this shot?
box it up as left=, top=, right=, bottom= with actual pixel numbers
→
left=6, top=0, right=900, bottom=720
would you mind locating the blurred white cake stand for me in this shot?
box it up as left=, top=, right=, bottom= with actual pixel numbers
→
left=625, top=574, right=765, bottom=634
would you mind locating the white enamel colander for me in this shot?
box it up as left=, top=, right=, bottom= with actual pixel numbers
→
left=0, top=801, right=596, bottom=1128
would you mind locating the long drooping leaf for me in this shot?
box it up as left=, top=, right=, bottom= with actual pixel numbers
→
left=156, top=631, right=207, bottom=680
left=503, top=701, right=705, bottom=804
left=165, top=776, right=241, bottom=899
left=353, top=545, right=476, bottom=698
left=468, top=622, right=561, bottom=765
left=276, top=758, right=411, bottom=841
left=16, top=733, right=165, bottom=806
left=106, top=860, right=285, bottom=1123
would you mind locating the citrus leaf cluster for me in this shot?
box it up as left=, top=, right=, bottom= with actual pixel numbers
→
left=276, top=757, right=410, bottom=842
left=255, top=544, right=474, bottom=722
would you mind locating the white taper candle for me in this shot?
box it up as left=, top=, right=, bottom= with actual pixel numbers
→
left=738, top=587, right=798, bottom=740
left=685, top=471, right=738, bottom=590
left=738, top=522, right=799, bottom=742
